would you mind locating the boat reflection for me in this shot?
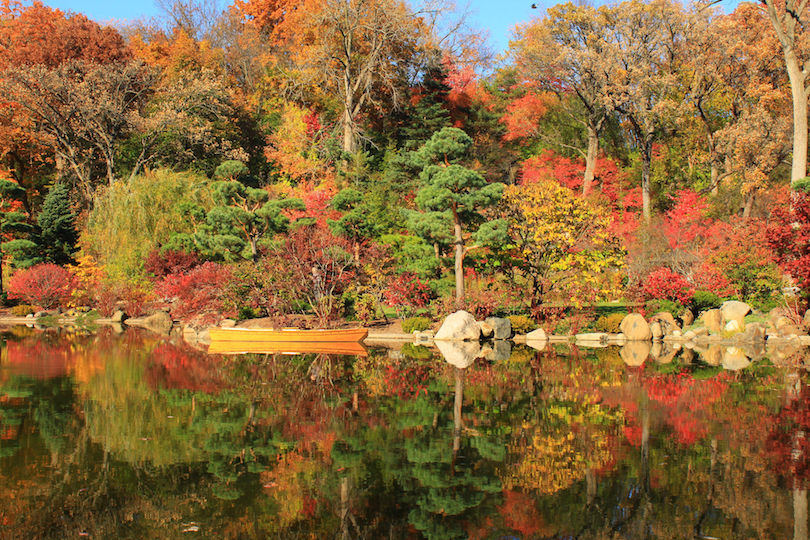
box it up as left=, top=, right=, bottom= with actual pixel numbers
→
left=207, top=340, right=368, bottom=357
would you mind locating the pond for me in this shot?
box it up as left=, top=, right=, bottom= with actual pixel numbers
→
left=0, top=327, right=808, bottom=539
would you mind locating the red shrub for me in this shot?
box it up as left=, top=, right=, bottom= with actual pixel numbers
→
left=8, top=264, right=77, bottom=309
left=767, top=190, right=810, bottom=290
left=383, top=272, right=433, bottom=317
left=156, top=262, right=235, bottom=322
left=641, top=267, right=694, bottom=305
left=144, top=249, right=202, bottom=279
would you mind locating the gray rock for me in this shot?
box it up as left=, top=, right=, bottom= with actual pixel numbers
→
left=700, top=309, right=724, bottom=334
left=435, top=340, right=482, bottom=368
left=435, top=310, right=481, bottom=341
left=485, top=317, right=512, bottom=339
left=721, top=300, right=751, bottom=324
left=478, top=321, right=494, bottom=339
left=620, top=313, right=652, bottom=341
left=126, top=311, right=173, bottom=335
left=486, top=340, right=512, bottom=362
left=620, top=341, right=651, bottom=366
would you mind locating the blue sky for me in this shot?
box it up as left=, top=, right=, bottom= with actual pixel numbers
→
left=43, top=0, right=743, bottom=55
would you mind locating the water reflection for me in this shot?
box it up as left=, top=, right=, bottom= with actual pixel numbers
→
left=1, top=329, right=810, bottom=537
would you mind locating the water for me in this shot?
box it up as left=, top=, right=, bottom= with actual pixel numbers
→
left=0, top=327, right=807, bottom=539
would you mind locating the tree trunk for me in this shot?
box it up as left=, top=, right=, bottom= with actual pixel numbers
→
left=583, top=123, right=599, bottom=196
left=342, top=108, right=355, bottom=154
left=641, top=138, right=653, bottom=223
left=796, top=488, right=808, bottom=540
left=785, top=48, right=808, bottom=184
left=742, top=190, right=755, bottom=219
left=453, top=214, right=465, bottom=306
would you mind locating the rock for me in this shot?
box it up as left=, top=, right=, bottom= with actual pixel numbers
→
left=650, top=312, right=679, bottom=335
left=680, top=348, right=695, bottom=364
left=435, top=311, right=481, bottom=341
left=607, top=333, right=627, bottom=346
left=651, top=342, right=677, bottom=364
left=768, top=341, right=803, bottom=368
left=575, top=333, right=608, bottom=347
left=525, top=339, right=547, bottom=352
left=620, top=313, right=652, bottom=341
left=720, top=300, right=751, bottom=324
left=649, top=321, right=663, bottom=340
left=525, top=328, right=548, bottom=344
left=478, top=321, right=494, bottom=339
left=111, top=310, right=127, bottom=323
left=804, top=308, right=810, bottom=328
left=110, top=323, right=125, bottom=334
left=777, top=324, right=803, bottom=337
left=740, top=322, right=766, bottom=343
left=485, top=317, right=512, bottom=339
left=220, top=318, right=237, bottom=328
left=34, top=311, right=48, bottom=318
left=478, top=344, right=493, bottom=358
left=703, top=345, right=724, bottom=366
left=413, top=330, right=435, bottom=344
left=722, top=347, right=751, bottom=371
left=724, top=319, right=743, bottom=335
left=486, top=340, right=512, bottom=362
left=125, top=311, right=173, bottom=335
left=680, top=308, right=695, bottom=327
left=700, top=309, right=724, bottom=334
left=435, top=340, right=482, bottom=368
left=620, top=341, right=651, bottom=366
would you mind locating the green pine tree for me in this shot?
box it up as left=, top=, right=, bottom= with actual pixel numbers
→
left=0, top=179, right=39, bottom=294
left=37, top=183, right=78, bottom=265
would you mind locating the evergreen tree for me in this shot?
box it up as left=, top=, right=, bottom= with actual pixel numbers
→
left=410, top=128, right=506, bottom=304
left=402, top=65, right=453, bottom=150
left=37, top=183, right=78, bottom=265
left=0, top=178, right=39, bottom=294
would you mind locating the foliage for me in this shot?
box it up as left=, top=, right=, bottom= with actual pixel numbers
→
left=766, top=189, right=810, bottom=292
left=644, top=299, right=684, bottom=318
left=689, top=290, right=722, bottom=314
left=499, top=180, right=625, bottom=308
left=9, top=304, right=36, bottom=316
left=8, top=263, right=77, bottom=308
left=383, top=272, right=434, bottom=318
left=594, top=312, right=626, bottom=333
left=36, top=183, right=77, bottom=265
left=155, top=261, right=235, bottom=323
left=143, top=249, right=202, bottom=279
left=401, top=317, right=432, bottom=334
left=507, top=315, right=536, bottom=334
left=641, top=267, right=694, bottom=305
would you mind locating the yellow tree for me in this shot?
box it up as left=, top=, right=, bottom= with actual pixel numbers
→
left=500, top=180, right=625, bottom=308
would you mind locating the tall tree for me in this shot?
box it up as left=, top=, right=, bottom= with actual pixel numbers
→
left=510, top=2, right=619, bottom=196
left=37, top=183, right=78, bottom=266
left=761, top=0, right=810, bottom=184
left=411, top=127, right=505, bottom=304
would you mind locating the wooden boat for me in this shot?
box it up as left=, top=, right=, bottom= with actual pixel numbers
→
left=208, top=340, right=368, bottom=357
left=208, top=326, right=368, bottom=343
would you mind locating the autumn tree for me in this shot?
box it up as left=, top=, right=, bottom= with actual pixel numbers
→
left=510, top=2, right=618, bottom=196
left=498, top=180, right=624, bottom=308
left=0, top=177, right=38, bottom=293
left=411, top=127, right=505, bottom=304
left=761, top=0, right=810, bottom=184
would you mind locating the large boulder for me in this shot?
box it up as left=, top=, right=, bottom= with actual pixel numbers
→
left=485, top=317, right=512, bottom=340
left=478, top=321, right=494, bottom=339
left=679, top=308, right=695, bottom=328
left=650, top=312, right=679, bottom=335
left=435, top=340, right=482, bottom=368
left=721, top=347, right=751, bottom=371
left=620, top=314, right=652, bottom=341
left=700, top=309, right=724, bottom=334
left=525, top=328, right=548, bottom=351
left=649, top=321, right=664, bottom=340
left=721, top=300, right=751, bottom=325
left=435, top=311, right=480, bottom=341
left=126, top=311, right=173, bottom=335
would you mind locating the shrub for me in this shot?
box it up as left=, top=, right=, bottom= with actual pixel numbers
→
left=595, top=312, right=626, bottom=333
left=690, top=290, right=721, bottom=314
left=644, top=299, right=683, bottom=317
left=9, top=304, right=36, bottom=316
left=8, top=264, right=77, bottom=309
left=156, top=262, right=235, bottom=322
left=641, top=267, right=694, bottom=304
left=144, top=249, right=203, bottom=279
left=401, top=343, right=434, bottom=360
left=402, top=317, right=432, bottom=333
left=383, top=272, right=434, bottom=317
left=507, top=315, right=536, bottom=334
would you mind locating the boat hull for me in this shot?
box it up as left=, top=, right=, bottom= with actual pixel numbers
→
left=208, top=340, right=368, bottom=356
left=208, top=327, right=368, bottom=343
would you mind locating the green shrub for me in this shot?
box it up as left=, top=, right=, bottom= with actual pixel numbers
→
left=689, top=290, right=721, bottom=314
left=553, top=319, right=571, bottom=335
left=10, top=304, right=36, bottom=316
left=507, top=315, right=536, bottom=334
left=401, top=343, right=434, bottom=360
left=594, top=312, right=626, bottom=333
left=402, top=316, right=431, bottom=333
left=645, top=299, right=683, bottom=317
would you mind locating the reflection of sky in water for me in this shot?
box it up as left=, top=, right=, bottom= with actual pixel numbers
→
left=0, top=329, right=807, bottom=538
